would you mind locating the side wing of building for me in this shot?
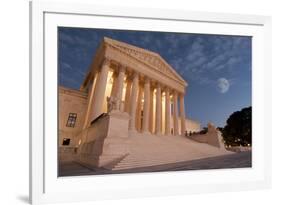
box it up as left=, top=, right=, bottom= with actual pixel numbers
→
left=58, top=86, right=88, bottom=148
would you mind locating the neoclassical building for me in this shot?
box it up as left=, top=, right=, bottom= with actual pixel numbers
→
left=58, top=37, right=230, bottom=170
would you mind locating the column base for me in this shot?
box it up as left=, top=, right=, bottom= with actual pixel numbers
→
left=141, top=131, right=151, bottom=135
left=128, top=129, right=138, bottom=136
left=156, top=132, right=162, bottom=136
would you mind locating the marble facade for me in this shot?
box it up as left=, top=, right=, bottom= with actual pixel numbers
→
left=79, top=37, right=198, bottom=135
left=58, top=37, right=207, bottom=168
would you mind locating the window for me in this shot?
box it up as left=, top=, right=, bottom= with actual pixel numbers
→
left=62, top=138, right=71, bottom=146
left=66, top=113, right=77, bottom=127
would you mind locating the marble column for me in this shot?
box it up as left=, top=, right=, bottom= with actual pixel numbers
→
left=180, top=93, right=186, bottom=136
left=165, top=88, right=171, bottom=135
left=110, top=72, right=118, bottom=98
left=129, top=73, right=139, bottom=131
left=136, top=85, right=143, bottom=131
left=124, top=78, right=132, bottom=113
left=115, top=65, right=126, bottom=110
left=142, top=78, right=150, bottom=133
left=173, top=91, right=179, bottom=136
left=155, top=83, right=162, bottom=135
left=149, top=87, right=154, bottom=133
left=83, top=74, right=97, bottom=129
left=91, top=58, right=110, bottom=121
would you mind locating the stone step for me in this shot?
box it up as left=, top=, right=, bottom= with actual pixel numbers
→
left=117, top=157, right=189, bottom=165
left=112, top=160, right=192, bottom=170
left=113, top=152, right=229, bottom=170
left=113, top=154, right=219, bottom=169
left=120, top=156, right=195, bottom=162
left=115, top=150, right=226, bottom=167
left=107, top=132, right=231, bottom=170
left=115, top=160, right=188, bottom=168
left=125, top=151, right=191, bottom=156
left=117, top=154, right=207, bottom=163
left=126, top=153, right=203, bottom=159
left=124, top=150, right=223, bottom=158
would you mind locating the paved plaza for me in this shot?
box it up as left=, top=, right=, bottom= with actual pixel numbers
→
left=59, top=151, right=251, bottom=177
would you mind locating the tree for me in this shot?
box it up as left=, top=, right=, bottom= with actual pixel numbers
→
left=221, top=106, right=252, bottom=146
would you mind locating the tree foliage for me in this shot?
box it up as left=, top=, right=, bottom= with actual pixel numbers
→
left=222, top=106, right=252, bottom=146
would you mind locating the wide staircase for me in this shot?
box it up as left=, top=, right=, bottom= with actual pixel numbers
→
left=111, top=132, right=232, bottom=170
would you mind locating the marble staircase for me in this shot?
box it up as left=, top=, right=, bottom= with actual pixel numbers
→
left=111, top=132, right=232, bottom=170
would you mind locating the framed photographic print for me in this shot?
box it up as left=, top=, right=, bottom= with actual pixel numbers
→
left=30, top=1, right=271, bottom=204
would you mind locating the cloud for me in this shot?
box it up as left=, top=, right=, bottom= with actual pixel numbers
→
left=59, top=31, right=98, bottom=47
left=60, top=61, right=86, bottom=78
left=60, top=32, right=74, bottom=43
left=141, top=34, right=152, bottom=45
left=58, top=28, right=251, bottom=92
left=61, top=62, right=72, bottom=70
left=187, top=51, right=203, bottom=61
left=217, top=78, right=230, bottom=93
left=167, top=35, right=251, bottom=89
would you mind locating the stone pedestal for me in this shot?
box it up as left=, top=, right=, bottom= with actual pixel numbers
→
left=78, top=110, right=130, bottom=169
left=187, top=123, right=227, bottom=150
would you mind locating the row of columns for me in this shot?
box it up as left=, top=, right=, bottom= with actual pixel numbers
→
left=85, top=58, right=187, bottom=136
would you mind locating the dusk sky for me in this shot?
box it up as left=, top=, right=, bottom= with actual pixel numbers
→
left=58, top=27, right=251, bottom=128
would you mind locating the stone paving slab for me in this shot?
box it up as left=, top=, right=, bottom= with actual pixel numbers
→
left=59, top=151, right=251, bottom=177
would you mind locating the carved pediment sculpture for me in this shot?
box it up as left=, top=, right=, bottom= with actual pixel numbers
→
left=104, top=37, right=186, bottom=84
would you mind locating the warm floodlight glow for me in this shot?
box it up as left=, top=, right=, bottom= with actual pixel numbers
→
left=102, top=70, right=114, bottom=112
left=108, top=70, right=114, bottom=85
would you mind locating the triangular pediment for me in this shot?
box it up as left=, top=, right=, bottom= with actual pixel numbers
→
left=104, top=37, right=186, bottom=85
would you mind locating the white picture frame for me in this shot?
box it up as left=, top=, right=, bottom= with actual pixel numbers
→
left=30, top=1, right=272, bottom=204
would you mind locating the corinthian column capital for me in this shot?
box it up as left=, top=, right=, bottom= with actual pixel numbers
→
left=156, top=82, right=162, bottom=89
left=144, top=76, right=150, bottom=84
left=102, top=58, right=111, bottom=67
left=118, top=64, right=126, bottom=73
